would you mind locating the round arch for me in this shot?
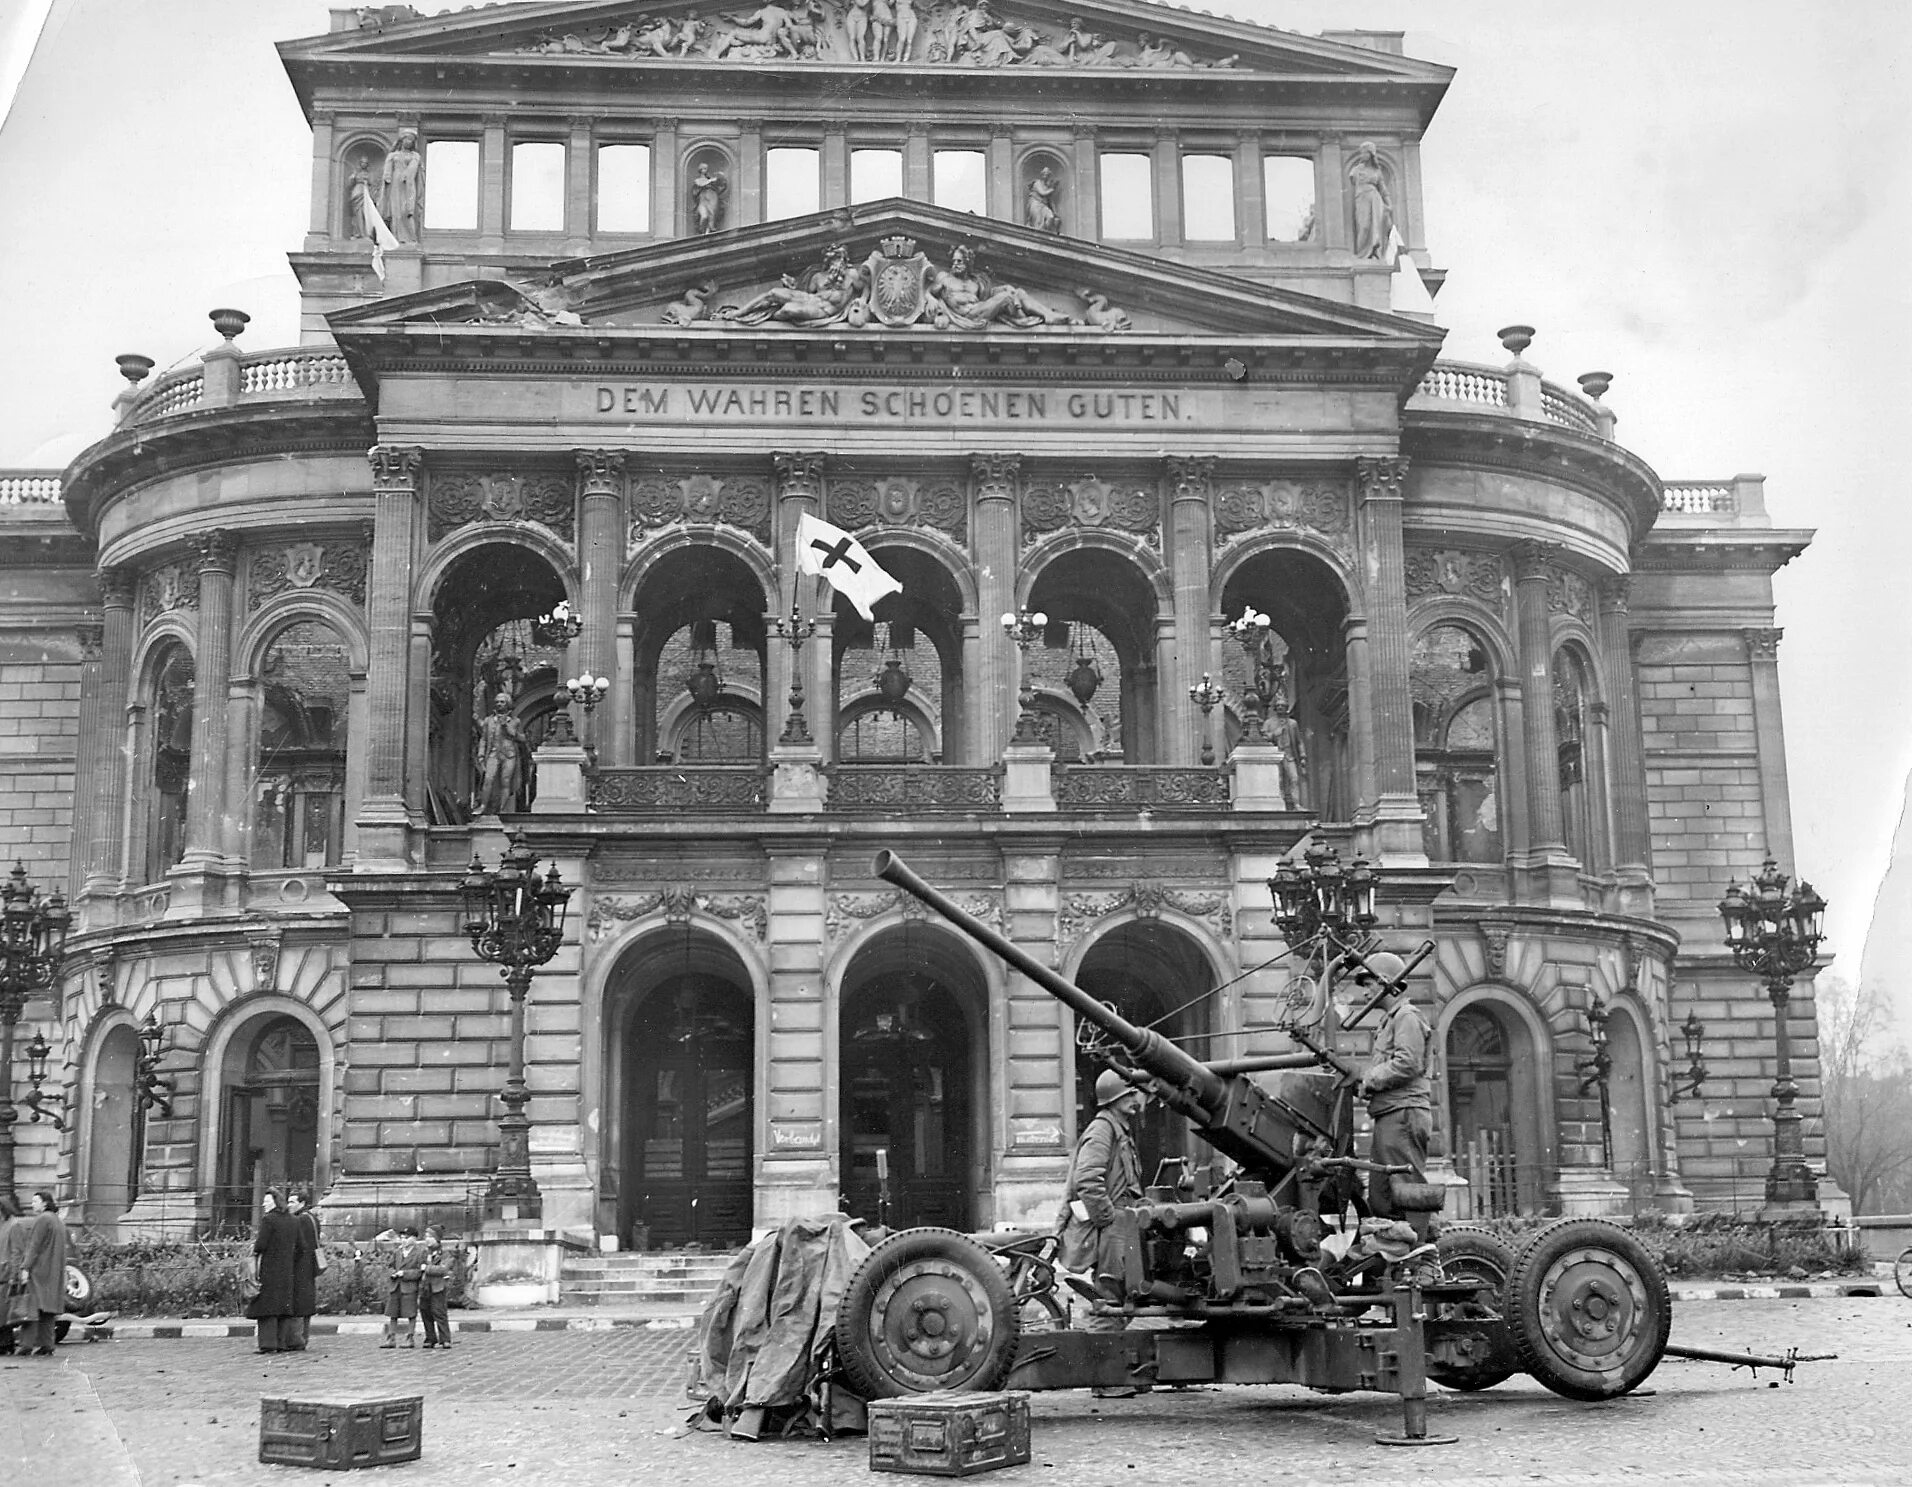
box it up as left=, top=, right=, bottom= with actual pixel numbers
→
left=1018, top=526, right=1173, bottom=611
left=854, top=526, right=978, bottom=615
left=1437, top=984, right=1557, bottom=1217
left=1210, top=531, right=1357, bottom=601
left=127, top=630, right=198, bottom=887
left=1408, top=601, right=1516, bottom=680
left=1603, top=994, right=1657, bottom=1203
left=236, top=591, right=372, bottom=678
left=416, top=524, right=578, bottom=615
left=74, top=1006, right=143, bottom=1230
left=622, top=525, right=776, bottom=612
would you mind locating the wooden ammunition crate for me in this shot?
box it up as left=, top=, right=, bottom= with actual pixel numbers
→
left=867, top=1391, right=1031, bottom=1477
left=259, top=1394, right=424, bottom=1470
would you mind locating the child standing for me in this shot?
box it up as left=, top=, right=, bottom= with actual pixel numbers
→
left=419, top=1228, right=452, bottom=1350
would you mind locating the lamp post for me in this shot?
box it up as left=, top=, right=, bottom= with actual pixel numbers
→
left=1000, top=608, right=1048, bottom=744
left=1228, top=608, right=1273, bottom=741
left=461, top=834, right=573, bottom=1220
left=1187, top=672, right=1225, bottom=766
left=770, top=601, right=819, bottom=745
left=1668, top=1010, right=1708, bottom=1104
left=135, top=1011, right=175, bottom=1117
left=0, top=860, right=70, bottom=1200
left=1267, top=843, right=1378, bottom=951
left=1575, top=995, right=1613, bottom=1168
left=563, top=673, right=610, bottom=763
left=1717, top=859, right=1826, bottom=1207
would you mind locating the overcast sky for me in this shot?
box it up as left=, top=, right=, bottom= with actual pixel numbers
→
left=2, top=0, right=1907, bottom=996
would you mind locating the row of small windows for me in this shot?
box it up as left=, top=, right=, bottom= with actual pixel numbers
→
left=416, top=139, right=1319, bottom=242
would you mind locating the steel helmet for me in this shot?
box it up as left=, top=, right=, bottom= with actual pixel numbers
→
left=1094, top=1070, right=1136, bottom=1106
left=1352, top=951, right=1407, bottom=987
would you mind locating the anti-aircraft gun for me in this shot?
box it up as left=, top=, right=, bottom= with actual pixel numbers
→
left=827, top=849, right=1678, bottom=1444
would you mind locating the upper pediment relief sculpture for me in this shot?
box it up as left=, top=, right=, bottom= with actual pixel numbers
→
left=510, top=1, right=1240, bottom=67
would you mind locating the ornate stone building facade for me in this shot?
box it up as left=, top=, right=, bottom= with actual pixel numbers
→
left=0, top=2, right=1816, bottom=1240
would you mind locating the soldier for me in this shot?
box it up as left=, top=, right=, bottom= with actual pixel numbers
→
left=1353, top=953, right=1434, bottom=1243
left=1058, top=1069, right=1147, bottom=1399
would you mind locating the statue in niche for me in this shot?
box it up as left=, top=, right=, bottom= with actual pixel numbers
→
left=845, top=0, right=871, bottom=59
left=1025, top=165, right=1061, bottom=233
left=928, top=242, right=1075, bottom=328
left=347, top=149, right=381, bottom=239
left=471, top=693, right=531, bottom=816
left=379, top=129, right=423, bottom=243
left=691, top=162, right=729, bottom=234
left=890, top=0, right=916, bottom=60
left=1267, top=696, right=1307, bottom=810
left=719, top=242, right=864, bottom=325
left=1347, top=141, right=1394, bottom=260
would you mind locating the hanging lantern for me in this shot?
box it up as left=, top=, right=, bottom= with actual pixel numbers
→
left=875, top=657, right=913, bottom=707
left=1066, top=654, right=1102, bottom=706
left=686, top=661, right=723, bottom=710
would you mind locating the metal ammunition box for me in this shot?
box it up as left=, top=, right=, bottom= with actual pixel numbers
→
left=258, top=1394, right=424, bottom=1470
left=867, top=1390, right=1032, bottom=1477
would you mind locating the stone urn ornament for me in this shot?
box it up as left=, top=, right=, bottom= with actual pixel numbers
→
left=1576, top=371, right=1614, bottom=401
left=209, top=308, right=252, bottom=342
left=1496, top=324, right=1535, bottom=358
left=115, top=354, right=155, bottom=386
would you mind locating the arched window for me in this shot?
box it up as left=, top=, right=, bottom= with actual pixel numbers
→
left=216, top=1014, right=321, bottom=1231
left=145, top=644, right=195, bottom=884
left=835, top=618, right=943, bottom=763
left=252, top=620, right=351, bottom=869
left=1412, top=626, right=1502, bottom=863
left=1553, top=649, right=1595, bottom=866
left=657, top=619, right=765, bottom=762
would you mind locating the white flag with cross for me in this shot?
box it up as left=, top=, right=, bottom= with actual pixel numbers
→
left=794, top=512, right=902, bottom=620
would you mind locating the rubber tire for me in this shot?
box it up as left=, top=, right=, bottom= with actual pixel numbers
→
left=1426, top=1226, right=1520, bottom=1392
left=834, top=1227, right=1021, bottom=1400
left=1894, top=1246, right=1912, bottom=1300
left=64, top=1265, right=91, bottom=1310
left=1507, top=1217, right=1670, bottom=1401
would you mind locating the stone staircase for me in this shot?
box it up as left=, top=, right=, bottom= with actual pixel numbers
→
left=559, top=1248, right=740, bottom=1310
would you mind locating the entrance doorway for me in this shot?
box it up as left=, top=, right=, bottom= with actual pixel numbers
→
left=83, top=1022, right=143, bottom=1227
left=1446, top=1001, right=1543, bottom=1216
left=624, top=976, right=754, bottom=1248
left=216, top=1015, right=321, bottom=1231
left=840, top=975, right=973, bottom=1231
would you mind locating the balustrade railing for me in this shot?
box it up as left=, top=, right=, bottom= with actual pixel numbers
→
left=241, top=351, right=352, bottom=396
left=1054, top=765, right=1230, bottom=811
left=1661, top=481, right=1738, bottom=515
left=123, top=347, right=359, bottom=428
left=587, top=766, right=767, bottom=812
left=1540, top=384, right=1600, bottom=434
left=1414, top=362, right=1508, bottom=408
left=824, top=765, right=1002, bottom=812
left=0, top=472, right=62, bottom=504
left=135, top=372, right=204, bottom=422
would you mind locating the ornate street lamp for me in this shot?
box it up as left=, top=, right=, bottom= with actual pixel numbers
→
left=532, top=599, right=585, bottom=648
left=1001, top=608, right=1048, bottom=744
left=21, top=1030, right=67, bottom=1131
left=1228, top=607, right=1273, bottom=741
left=1717, top=858, right=1825, bottom=1206
left=1188, top=672, right=1225, bottom=766
left=135, top=1010, right=175, bottom=1117
left=462, top=834, right=573, bottom=1220
left=1576, top=995, right=1613, bottom=1167
left=0, top=860, right=70, bottom=1200
left=1267, top=843, right=1379, bottom=948
left=771, top=600, right=819, bottom=744
left=1669, top=1010, right=1709, bottom=1105
left=563, top=673, right=610, bottom=762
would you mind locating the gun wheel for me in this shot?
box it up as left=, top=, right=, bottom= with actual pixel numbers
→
left=833, top=1228, right=1021, bottom=1399
left=1426, top=1226, right=1519, bottom=1391
left=1509, top=1218, right=1669, bottom=1401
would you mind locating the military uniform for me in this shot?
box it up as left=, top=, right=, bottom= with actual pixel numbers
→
left=1360, top=994, right=1434, bottom=1240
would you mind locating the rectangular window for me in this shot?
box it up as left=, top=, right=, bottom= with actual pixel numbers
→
left=596, top=144, right=652, bottom=233
left=850, top=148, right=903, bottom=204
left=1264, top=155, right=1318, bottom=243
left=509, top=141, right=567, bottom=232
left=932, top=149, right=986, bottom=215
left=423, top=140, right=480, bottom=230
left=765, top=146, right=821, bottom=220
left=1181, top=155, right=1236, bottom=241
left=1098, top=153, right=1153, bottom=239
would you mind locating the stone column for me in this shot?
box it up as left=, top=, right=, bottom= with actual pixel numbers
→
left=652, top=118, right=680, bottom=236
left=1152, top=126, right=1182, bottom=244
left=1235, top=131, right=1264, bottom=245
left=177, top=532, right=236, bottom=881
left=1744, top=628, right=1795, bottom=868
left=740, top=123, right=764, bottom=223
left=822, top=127, right=849, bottom=208
left=1511, top=541, right=1571, bottom=897
left=308, top=111, right=336, bottom=244
left=971, top=455, right=1021, bottom=761
left=1356, top=457, right=1424, bottom=862
left=69, top=624, right=103, bottom=900
left=404, top=612, right=434, bottom=819
left=1495, top=675, right=1531, bottom=865
left=1597, top=577, right=1652, bottom=893
left=1167, top=457, right=1214, bottom=767
left=1070, top=125, right=1099, bottom=239
left=565, top=116, right=593, bottom=252
left=759, top=840, right=835, bottom=1223
left=994, top=841, right=1072, bottom=1225
left=903, top=121, right=931, bottom=201
left=86, top=569, right=136, bottom=899
left=1342, top=614, right=1377, bottom=822
left=987, top=125, right=1015, bottom=221
left=771, top=454, right=828, bottom=809
left=360, top=446, right=422, bottom=865
left=576, top=451, right=625, bottom=695
left=480, top=115, right=507, bottom=252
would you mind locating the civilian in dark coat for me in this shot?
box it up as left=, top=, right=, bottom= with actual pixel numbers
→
left=283, top=1188, right=322, bottom=1351
left=246, top=1189, right=310, bottom=1353
left=16, top=1191, right=68, bottom=1355
left=0, top=1192, right=23, bottom=1354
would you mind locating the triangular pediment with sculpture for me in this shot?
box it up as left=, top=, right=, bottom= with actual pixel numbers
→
left=289, top=0, right=1451, bottom=83
left=327, top=201, right=1444, bottom=347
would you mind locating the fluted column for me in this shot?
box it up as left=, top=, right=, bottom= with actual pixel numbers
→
left=1744, top=627, right=1795, bottom=868
left=971, top=455, right=1021, bottom=760
left=1597, top=576, right=1652, bottom=886
left=1356, top=457, right=1422, bottom=859
left=88, top=570, right=141, bottom=893
left=577, top=449, right=625, bottom=690
left=361, top=446, right=422, bottom=862
left=1342, top=614, right=1376, bottom=820
left=69, top=624, right=104, bottom=900
left=1510, top=540, right=1567, bottom=862
left=1167, top=457, right=1214, bottom=766
left=180, top=531, right=236, bottom=869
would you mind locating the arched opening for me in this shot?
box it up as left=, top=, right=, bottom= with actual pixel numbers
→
left=830, top=543, right=965, bottom=764
left=426, top=542, right=569, bottom=821
left=608, top=928, right=756, bottom=1249
left=1606, top=1005, right=1653, bottom=1206
left=1413, top=624, right=1504, bottom=864
left=251, top=619, right=351, bottom=869
left=216, top=1013, right=322, bottom=1231
left=144, top=642, right=195, bottom=884
left=1025, top=548, right=1154, bottom=762
left=83, top=1022, right=142, bottom=1226
left=838, top=925, right=988, bottom=1230
left=1553, top=647, right=1596, bottom=868
left=1445, top=1000, right=1544, bottom=1216
left=632, top=546, right=769, bottom=764
left=1074, top=921, right=1215, bottom=1186
left=1218, top=549, right=1352, bottom=814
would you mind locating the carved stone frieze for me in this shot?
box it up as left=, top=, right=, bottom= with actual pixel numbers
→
left=825, top=888, right=1000, bottom=941
left=1057, top=880, right=1233, bottom=951
left=828, top=475, right=966, bottom=542
left=1744, top=627, right=1783, bottom=661
left=586, top=887, right=767, bottom=942
left=1022, top=477, right=1159, bottom=548
left=138, top=560, right=200, bottom=627
left=427, top=471, right=576, bottom=542
left=628, top=474, right=772, bottom=543
left=1547, top=565, right=1595, bottom=622
left=1355, top=456, right=1409, bottom=503
left=1404, top=547, right=1506, bottom=611
left=1213, top=480, right=1351, bottom=557
left=249, top=931, right=283, bottom=993
left=248, top=541, right=369, bottom=611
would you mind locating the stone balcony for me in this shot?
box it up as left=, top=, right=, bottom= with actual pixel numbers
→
left=114, top=344, right=359, bottom=428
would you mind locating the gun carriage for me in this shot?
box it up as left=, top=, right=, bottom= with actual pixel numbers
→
left=827, top=848, right=1677, bottom=1444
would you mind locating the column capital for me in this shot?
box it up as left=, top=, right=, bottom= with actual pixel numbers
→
left=1167, top=455, right=1216, bottom=503
left=370, top=444, right=423, bottom=492
left=76, top=624, right=104, bottom=662
left=1238, top=128, right=1263, bottom=148
left=774, top=451, right=826, bottom=501
left=567, top=114, right=594, bottom=133
left=1597, top=573, right=1631, bottom=613
left=1744, top=627, right=1784, bottom=660
left=1154, top=124, right=1179, bottom=144
left=907, top=120, right=930, bottom=138
left=99, top=566, right=136, bottom=609
left=576, top=449, right=626, bottom=496
left=1071, top=121, right=1097, bottom=141
left=195, top=529, right=237, bottom=576
left=1508, top=539, right=1562, bottom=582
left=482, top=113, right=508, bottom=131
left=971, top=453, right=1022, bottom=501
left=991, top=121, right=1013, bottom=140
left=1355, top=455, right=1410, bottom=502
left=651, top=116, right=680, bottom=133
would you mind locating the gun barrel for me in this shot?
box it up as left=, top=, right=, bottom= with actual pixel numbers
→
left=874, top=849, right=1226, bottom=1112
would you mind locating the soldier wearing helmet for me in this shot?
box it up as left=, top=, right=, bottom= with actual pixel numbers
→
left=1056, top=1069, right=1147, bottom=1358
left=1351, top=952, right=1434, bottom=1241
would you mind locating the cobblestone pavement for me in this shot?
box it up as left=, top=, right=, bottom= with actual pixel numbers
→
left=6, top=1297, right=1909, bottom=1486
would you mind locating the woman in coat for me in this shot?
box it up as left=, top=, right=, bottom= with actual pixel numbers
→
left=283, top=1188, right=322, bottom=1352
left=0, top=1192, right=23, bottom=1354
left=15, top=1190, right=68, bottom=1356
left=247, top=1188, right=309, bottom=1354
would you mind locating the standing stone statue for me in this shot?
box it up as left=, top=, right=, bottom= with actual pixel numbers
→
left=380, top=129, right=424, bottom=243
left=1347, top=141, right=1393, bottom=260
left=691, top=162, right=729, bottom=235
left=1025, top=165, right=1061, bottom=233
left=1268, top=697, right=1307, bottom=810
left=471, top=693, right=529, bottom=816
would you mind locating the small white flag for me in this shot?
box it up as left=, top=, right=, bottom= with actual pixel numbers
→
left=795, top=512, right=901, bottom=620
left=1387, top=224, right=1436, bottom=316
left=357, top=183, right=401, bottom=283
